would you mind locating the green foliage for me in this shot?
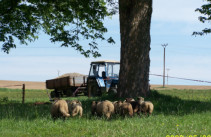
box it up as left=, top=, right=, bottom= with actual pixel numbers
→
left=193, top=0, right=211, bottom=36
left=0, top=0, right=118, bottom=57
left=0, top=88, right=211, bottom=136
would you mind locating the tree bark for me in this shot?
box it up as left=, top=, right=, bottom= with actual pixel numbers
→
left=117, top=0, right=152, bottom=98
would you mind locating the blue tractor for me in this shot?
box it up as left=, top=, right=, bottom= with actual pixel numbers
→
left=87, top=60, right=120, bottom=96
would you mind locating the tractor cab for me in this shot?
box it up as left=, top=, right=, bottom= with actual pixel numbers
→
left=87, top=60, right=120, bottom=96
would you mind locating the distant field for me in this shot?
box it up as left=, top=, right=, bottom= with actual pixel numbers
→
left=0, top=80, right=46, bottom=89
left=151, top=84, right=211, bottom=90
left=1, top=80, right=211, bottom=90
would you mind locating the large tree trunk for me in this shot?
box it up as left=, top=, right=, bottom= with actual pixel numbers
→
left=117, top=0, right=152, bottom=98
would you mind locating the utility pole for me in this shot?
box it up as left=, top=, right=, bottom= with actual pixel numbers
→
left=57, top=70, right=60, bottom=77
left=166, top=68, right=170, bottom=85
left=162, top=44, right=168, bottom=88
left=22, top=84, right=25, bottom=104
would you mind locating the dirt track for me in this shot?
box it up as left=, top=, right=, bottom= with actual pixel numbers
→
left=1, top=80, right=211, bottom=90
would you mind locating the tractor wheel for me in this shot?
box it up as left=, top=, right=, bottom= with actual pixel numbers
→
left=90, top=83, right=101, bottom=96
left=84, top=91, right=88, bottom=96
left=108, top=88, right=117, bottom=95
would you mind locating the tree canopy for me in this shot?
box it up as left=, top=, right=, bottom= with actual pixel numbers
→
left=194, top=0, right=211, bottom=36
left=0, top=0, right=117, bottom=57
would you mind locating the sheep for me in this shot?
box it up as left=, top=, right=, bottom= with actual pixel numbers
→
left=91, top=101, right=98, bottom=115
left=119, top=101, right=133, bottom=117
left=124, top=98, right=135, bottom=102
left=113, top=101, right=123, bottom=115
left=51, top=99, right=70, bottom=121
left=137, top=97, right=154, bottom=116
left=125, top=98, right=139, bottom=113
left=67, top=100, right=83, bottom=118
left=91, top=100, right=114, bottom=119
left=113, top=100, right=134, bottom=117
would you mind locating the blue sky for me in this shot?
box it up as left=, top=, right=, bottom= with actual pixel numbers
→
left=0, top=0, right=211, bottom=85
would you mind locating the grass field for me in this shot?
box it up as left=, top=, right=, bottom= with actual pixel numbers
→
left=0, top=88, right=211, bottom=137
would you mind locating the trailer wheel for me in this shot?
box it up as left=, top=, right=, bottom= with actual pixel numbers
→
left=50, top=91, right=56, bottom=98
left=56, top=90, right=63, bottom=97
left=66, top=89, right=72, bottom=97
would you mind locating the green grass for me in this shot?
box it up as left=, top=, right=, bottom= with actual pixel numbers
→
left=0, top=88, right=49, bottom=102
left=0, top=88, right=211, bottom=137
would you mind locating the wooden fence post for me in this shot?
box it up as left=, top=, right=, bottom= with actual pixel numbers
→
left=22, top=84, right=25, bottom=104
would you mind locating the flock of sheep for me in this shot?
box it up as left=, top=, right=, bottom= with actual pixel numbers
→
left=51, top=97, right=154, bottom=120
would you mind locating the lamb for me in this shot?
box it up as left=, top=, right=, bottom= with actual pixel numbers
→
left=67, top=100, right=83, bottom=118
left=91, top=100, right=114, bottom=119
left=137, top=97, right=154, bottom=116
left=51, top=99, right=70, bottom=121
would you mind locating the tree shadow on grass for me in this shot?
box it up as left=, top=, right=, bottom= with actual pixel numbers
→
left=1, top=90, right=210, bottom=121
left=147, top=90, right=211, bottom=116
left=0, top=93, right=128, bottom=121
left=0, top=101, right=51, bottom=120
left=0, top=97, right=115, bottom=121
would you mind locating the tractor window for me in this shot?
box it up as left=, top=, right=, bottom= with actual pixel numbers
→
left=113, top=64, right=120, bottom=77
left=107, top=65, right=112, bottom=77
left=98, top=65, right=105, bottom=77
left=89, top=65, right=99, bottom=76
left=89, top=64, right=105, bottom=77
left=107, top=63, right=120, bottom=77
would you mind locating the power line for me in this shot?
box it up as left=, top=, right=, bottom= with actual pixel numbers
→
left=150, top=73, right=211, bottom=84
left=166, top=68, right=170, bottom=85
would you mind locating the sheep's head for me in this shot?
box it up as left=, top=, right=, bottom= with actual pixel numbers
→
left=117, top=101, right=123, bottom=106
left=125, top=98, right=135, bottom=102
left=91, top=101, right=97, bottom=115
left=137, top=97, right=144, bottom=102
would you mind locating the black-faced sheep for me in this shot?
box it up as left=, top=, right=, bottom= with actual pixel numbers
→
left=125, top=98, right=139, bottom=113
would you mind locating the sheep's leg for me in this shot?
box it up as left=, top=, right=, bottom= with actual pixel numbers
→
left=72, top=110, right=78, bottom=117
left=145, top=111, right=148, bottom=116
left=62, top=116, right=66, bottom=122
